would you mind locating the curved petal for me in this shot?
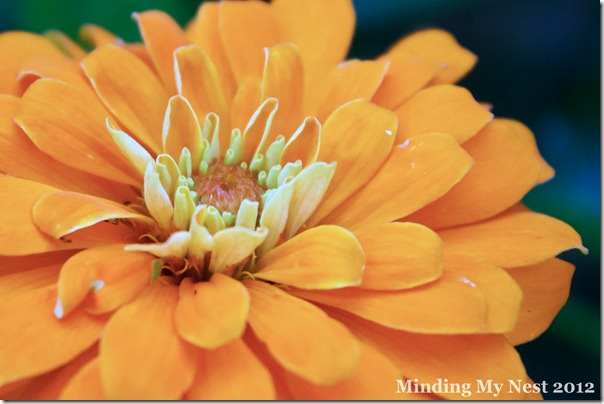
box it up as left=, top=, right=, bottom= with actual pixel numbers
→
left=261, top=43, right=304, bottom=138
left=308, top=100, right=397, bottom=226
left=82, top=44, right=169, bottom=153
left=280, top=116, right=320, bottom=166
left=134, top=10, right=188, bottom=94
left=352, top=222, right=443, bottom=290
left=245, top=280, right=360, bottom=385
left=324, top=133, right=472, bottom=229
left=394, top=84, right=493, bottom=144
left=161, top=95, right=202, bottom=165
left=18, top=55, right=91, bottom=90
left=33, top=191, right=153, bottom=240
left=406, top=119, right=544, bottom=229
left=311, top=59, right=389, bottom=122
left=254, top=225, right=364, bottom=289
left=505, top=258, right=575, bottom=345
left=242, top=97, right=279, bottom=163
left=59, top=358, right=105, bottom=400
left=373, top=50, right=441, bottom=110
left=0, top=96, right=137, bottom=203
left=16, top=78, right=141, bottom=186
left=184, top=338, right=275, bottom=400
left=175, top=275, right=250, bottom=349
left=0, top=31, right=64, bottom=96
left=186, top=2, right=236, bottom=100
left=54, top=245, right=153, bottom=318
left=389, top=29, right=477, bottom=85
left=44, top=30, right=87, bottom=60
left=219, top=0, right=283, bottom=85
left=99, top=282, right=197, bottom=400
left=79, top=24, right=118, bottom=48
left=230, top=76, right=262, bottom=132
left=0, top=286, right=105, bottom=386
left=271, top=0, right=355, bottom=102
left=334, top=310, right=528, bottom=400
left=292, top=268, right=487, bottom=334
left=444, top=252, right=522, bottom=333
left=439, top=206, right=586, bottom=268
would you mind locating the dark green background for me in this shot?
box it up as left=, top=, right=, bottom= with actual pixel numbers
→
left=0, top=0, right=599, bottom=400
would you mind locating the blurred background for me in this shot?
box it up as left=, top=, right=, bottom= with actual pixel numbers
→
left=0, top=0, right=599, bottom=400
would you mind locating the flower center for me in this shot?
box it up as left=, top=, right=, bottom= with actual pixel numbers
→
left=194, top=160, right=265, bottom=215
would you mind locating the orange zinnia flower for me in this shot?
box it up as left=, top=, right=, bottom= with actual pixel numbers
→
left=0, top=0, right=585, bottom=400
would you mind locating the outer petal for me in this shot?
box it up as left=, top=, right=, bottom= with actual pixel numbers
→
left=99, top=282, right=197, bottom=400
left=134, top=10, right=188, bottom=95
left=254, top=225, right=364, bottom=289
left=245, top=280, right=360, bottom=385
left=184, top=338, right=275, bottom=400
left=16, top=78, right=140, bottom=186
left=219, top=0, right=283, bottom=85
left=82, top=44, right=169, bottom=153
left=18, top=55, right=91, bottom=90
left=310, top=60, right=389, bottom=122
left=0, top=264, right=60, bottom=298
left=54, top=245, right=153, bottom=318
left=324, top=133, right=473, bottom=229
left=271, top=0, right=355, bottom=103
left=373, top=49, right=441, bottom=110
left=406, top=119, right=544, bottom=229
left=0, top=250, right=75, bottom=277
left=394, top=84, right=493, bottom=144
left=175, top=275, right=250, bottom=349
left=292, top=268, right=488, bottom=334
left=352, top=222, right=443, bottom=290
left=334, top=310, right=528, bottom=400
left=439, top=206, right=586, bottom=268
left=0, top=286, right=105, bottom=386
left=33, top=191, right=152, bottom=240
left=60, top=358, right=105, bottom=400
left=389, top=29, right=477, bottom=85
left=0, top=31, right=64, bottom=96
left=505, top=258, right=575, bottom=345
left=444, top=252, right=523, bottom=333
left=308, top=100, right=397, bottom=226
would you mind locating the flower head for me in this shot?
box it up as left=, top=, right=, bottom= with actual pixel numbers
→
left=0, top=0, right=585, bottom=400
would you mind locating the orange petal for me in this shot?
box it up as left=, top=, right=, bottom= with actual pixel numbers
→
left=174, top=45, right=230, bottom=146
left=439, top=206, right=586, bottom=268
left=405, top=118, right=544, bottom=229
left=184, top=338, right=275, bottom=400
left=324, top=133, right=473, bottom=229
left=79, top=24, right=118, bottom=48
left=352, top=222, right=443, bottom=290
left=0, top=31, right=64, bottom=96
left=187, top=2, right=236, bottom=100
left=308, top=100, right=397, bottom=226
left=335, top=310, right=528, bottom=400
left=82, top=44, right=169, bottom=153
left=16, top=78, right=140, bottom=186
left=54, top=245, right=153, bottom=318
left=245, top=280, right=360, bottom=385
left=373, top=49, right=441, bottom=110
left=271, top=0, right=355, bottom=102
left=537, top=156, right=555, bottom=184
left=505, top=258, right=575, bottom=345
left=0, top=250, right=74, bottom=277
left=99, top=282, right=197, bottom=399
left=389, top=29, right=477, bottom=85
left=134, top=10, right=188, bottom=95
left=292, top=268, right=487, bottom=334
left=0, top=95, right=137, bottom=203
left=311, top=60, right=389, bottom=123
left=395, top=84, right=493, bottom=144
left=59, top=358, right=105, bottom=400
left=254, top=225, right=364, bottom=289
left=18, top=55, right=91, bottom=90
left=241, top=98, right=278, bottom=163
left=280, top=116, right=320, bottom=166
left=444, top=252, right=522, bottom=333
left=261, top=43, right=304, bottom=139
left=285, top=342, right=428, bottom=400
left=44, top=30, right=87, bottom=60
left=175, top=275, right=250, bottom=349
left=0, top=263, right=60, bottom=298
left=230, top=76, right=262, bottom=132
left=219, top=0, right=283, bottom=85
left=33, top=191, right=152, bottom=240
left=0, top=286, right=105, bottom=385
left=162, top=95, right=202, bottom=166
